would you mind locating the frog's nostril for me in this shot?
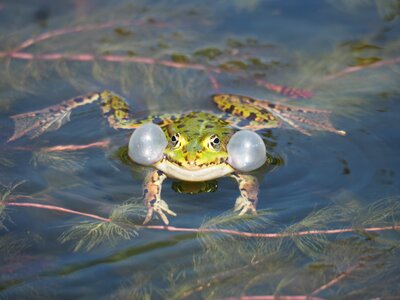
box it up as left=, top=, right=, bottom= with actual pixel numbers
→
left=186, top=152, right=197, bottom=163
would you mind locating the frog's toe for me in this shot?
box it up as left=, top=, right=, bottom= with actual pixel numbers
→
left=234, top=196, right=247, bottom=211
left=143, top=207, right=155, bottom=225
left=144, top=199, right=177, bottom=225
left=156, top=200, right=177, bottom=225
left=234, top=196, right=257, bottom=216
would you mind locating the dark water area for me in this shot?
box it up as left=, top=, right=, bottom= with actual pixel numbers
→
left=0, top=1, right=400, bottom=299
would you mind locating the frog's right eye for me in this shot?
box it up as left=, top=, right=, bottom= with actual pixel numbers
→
left=128, top=123, right=167, bottom=166
left=171, top=133, right=180, bottom=147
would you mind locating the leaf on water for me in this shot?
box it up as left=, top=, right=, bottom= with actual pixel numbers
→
left=31, top=150, right=87, bottom=173
left=353, top=57, right=382, bottom=67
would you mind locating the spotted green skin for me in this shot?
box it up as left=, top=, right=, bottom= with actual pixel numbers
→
left=160, top=111, right=233, bottom=171
left=139, top=109, right=260, bottom=224
left=93, top=92, right=268, bottom=224
left=9, top=92, right=279, bottom=224
left=9, top=90, right=344, bottom=224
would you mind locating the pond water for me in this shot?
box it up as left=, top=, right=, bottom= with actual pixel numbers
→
left=1, top=1, right=400, bottom=299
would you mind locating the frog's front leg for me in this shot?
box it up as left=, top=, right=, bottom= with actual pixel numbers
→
left=229, top=172, right=259, bottom=215
left=143, top=169, right=177, bottom=225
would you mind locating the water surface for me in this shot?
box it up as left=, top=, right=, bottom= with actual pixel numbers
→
left=0, top=1, right=400, bottom=299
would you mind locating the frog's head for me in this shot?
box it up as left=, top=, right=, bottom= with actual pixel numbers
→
left=162, top=112, right=233, bottom=172
left=128, top=112, right=267, bottom=182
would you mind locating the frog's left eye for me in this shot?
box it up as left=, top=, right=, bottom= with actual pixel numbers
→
left=209, top=135, right=221, bottom=150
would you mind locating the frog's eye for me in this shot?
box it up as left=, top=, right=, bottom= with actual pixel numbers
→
left=170, top=133, right=180, bottom=148
left=227, top=130, right=266, bottom=172
left=208, top=135, right=220, bottom=150
left=128, top=123, right=167, bottom=166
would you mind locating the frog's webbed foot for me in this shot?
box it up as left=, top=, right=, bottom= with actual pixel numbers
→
left=230, top=172, right=259, bottom=216
left=8, top=93, right=101, bottom=142
left=213, top=94, right=346, bottom=136
left=8, top=105, right=72, bottom=142
left=143, top=199, right=177, bottom=225
left=142, top=169, right=176, bottom=225
left=234, top=196, right=257, bottom=216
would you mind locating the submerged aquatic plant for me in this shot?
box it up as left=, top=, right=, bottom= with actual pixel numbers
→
left=0, top=155, right=14, bottom=169
left=31, top=150, right=87, bottom=173
left=0, top=181, right=25, bottom=229
left=0, top=2, right=399, bottom=299
left=58, top=220, right=136, bottom=252
left=6, top=194, right=396, bottom=298
left=58, top=202, right=144, bottom=251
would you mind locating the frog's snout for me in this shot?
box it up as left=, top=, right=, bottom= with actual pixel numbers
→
left=186, top=151, right=199, bottom=164
left=185, top=141, right=203, bottom=164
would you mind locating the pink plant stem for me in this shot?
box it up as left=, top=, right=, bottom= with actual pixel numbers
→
left=4, top=139, right=110, bottom=152
left=323, top=56, right=400, bottom=81
left=310, top=263, right=361, bottom=297
left=5, top=202, right=400, bottom=238
left=0, top=51, right=217, bottom=72
left=143, top=225, right=400, bottom=237
left=0, top=50, right=310, bottom=98
left=6, top=202, right=111, bottom=222
left=9, top=20, right=159, bottom=53
left=42, top=139, right=110, bottom=152
left=5, top=50, right=398, bottom=96
left=207, top=70, right=220, bottom=90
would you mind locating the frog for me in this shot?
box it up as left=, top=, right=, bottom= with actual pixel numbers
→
left=8, top=91, right=345, bottom=224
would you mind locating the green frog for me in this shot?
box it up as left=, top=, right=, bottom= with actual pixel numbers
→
left=8, top=91, right=345, bottom=224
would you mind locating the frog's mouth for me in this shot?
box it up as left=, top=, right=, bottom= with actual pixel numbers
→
left=154, top=160, right=234, bottom=182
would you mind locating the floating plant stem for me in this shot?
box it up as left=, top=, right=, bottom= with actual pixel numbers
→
left=1, top=19, right=166, bottom=57
left=310, top=262, right=362, bottom=296
left=0, top=50, right=318, bottom=98
left=42, top=139, right=110, bottom=152
left=4, top=201, right=400, bottom=239
left=323, top=56, right=400, bottom=81
left=6, top=202, right=111, bottom=222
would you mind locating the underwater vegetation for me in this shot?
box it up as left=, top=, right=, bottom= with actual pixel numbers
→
left=0, top=0, right=400, bottom=299
left=1, top=183, right=400, bottom=299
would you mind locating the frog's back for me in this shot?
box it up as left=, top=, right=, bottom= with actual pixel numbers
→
left=168, top=111, right=232, bottom=137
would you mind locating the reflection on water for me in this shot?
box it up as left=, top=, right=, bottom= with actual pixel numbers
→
left=0, top=0, right=400, bottom=299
